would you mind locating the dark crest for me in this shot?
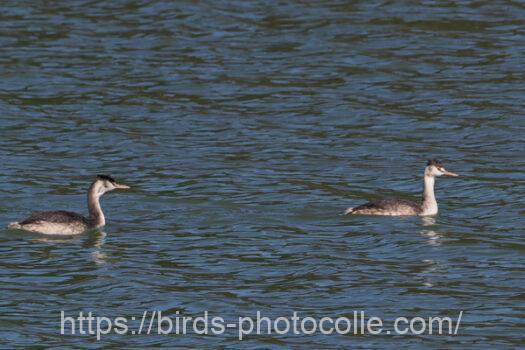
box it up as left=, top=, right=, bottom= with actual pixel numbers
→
left=97, top=175, right=116, bottom=183
left=427, top=159, right=443, bottom=167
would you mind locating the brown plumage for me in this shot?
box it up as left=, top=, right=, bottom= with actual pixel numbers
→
left=345, top=198, right=422, bottom=216
left=19, top=211, right=91, bottom=226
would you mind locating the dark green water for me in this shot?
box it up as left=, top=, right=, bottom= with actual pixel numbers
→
left=0, top=1, right=524, bottom=348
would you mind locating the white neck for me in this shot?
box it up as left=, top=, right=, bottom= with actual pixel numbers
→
left=421, top=175, right=438, bottom=215
left=88, top=183, right=106, bottom=227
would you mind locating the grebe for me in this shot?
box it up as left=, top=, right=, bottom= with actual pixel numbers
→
left=344, top=159, right=458, bottom=216
left=7, top=175, right=130, bottom=235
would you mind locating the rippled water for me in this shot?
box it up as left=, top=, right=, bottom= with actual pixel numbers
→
left=1, top=1, right=524, bottom=348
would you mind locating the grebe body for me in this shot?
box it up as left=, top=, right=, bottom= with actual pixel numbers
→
left=8, top=175, right=129, bottom=235
left=345, top=160, right=458, bottom=216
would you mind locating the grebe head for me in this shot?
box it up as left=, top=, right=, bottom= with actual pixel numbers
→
left=93, top=175, right=130, bottom=197
left=425, top=159, right=458, bottom=178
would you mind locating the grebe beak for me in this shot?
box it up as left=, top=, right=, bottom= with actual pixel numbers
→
left=442, top=169, right=458, bottom=177
left=114, top=183, right=131, bottom=189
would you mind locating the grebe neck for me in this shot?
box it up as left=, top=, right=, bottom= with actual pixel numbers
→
left=87, top=184, right=105, bottom=227
left=421, top=175, right=438, bottom=215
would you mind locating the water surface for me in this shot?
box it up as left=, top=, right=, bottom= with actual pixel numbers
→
left=0, top=1, right=524, bottom=348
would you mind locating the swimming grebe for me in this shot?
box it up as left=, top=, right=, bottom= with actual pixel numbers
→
left=344, top=159, right=458, bottom=216
left=7, top=175, right=130, bottom=235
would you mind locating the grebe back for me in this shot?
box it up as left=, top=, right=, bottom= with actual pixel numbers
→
left=8, top=175, right=130, bottom=235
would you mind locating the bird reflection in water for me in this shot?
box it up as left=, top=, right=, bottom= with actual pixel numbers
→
left=84, top=230, right=108, bottom=265
left=418, top=216, right=443, bottom=288
left=31, top=228, right=108, bottom=264
left=421, top=216, right=442, bottom=246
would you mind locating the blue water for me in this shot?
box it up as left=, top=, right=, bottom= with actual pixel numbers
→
left=0, top=1, right=524, bottom=348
